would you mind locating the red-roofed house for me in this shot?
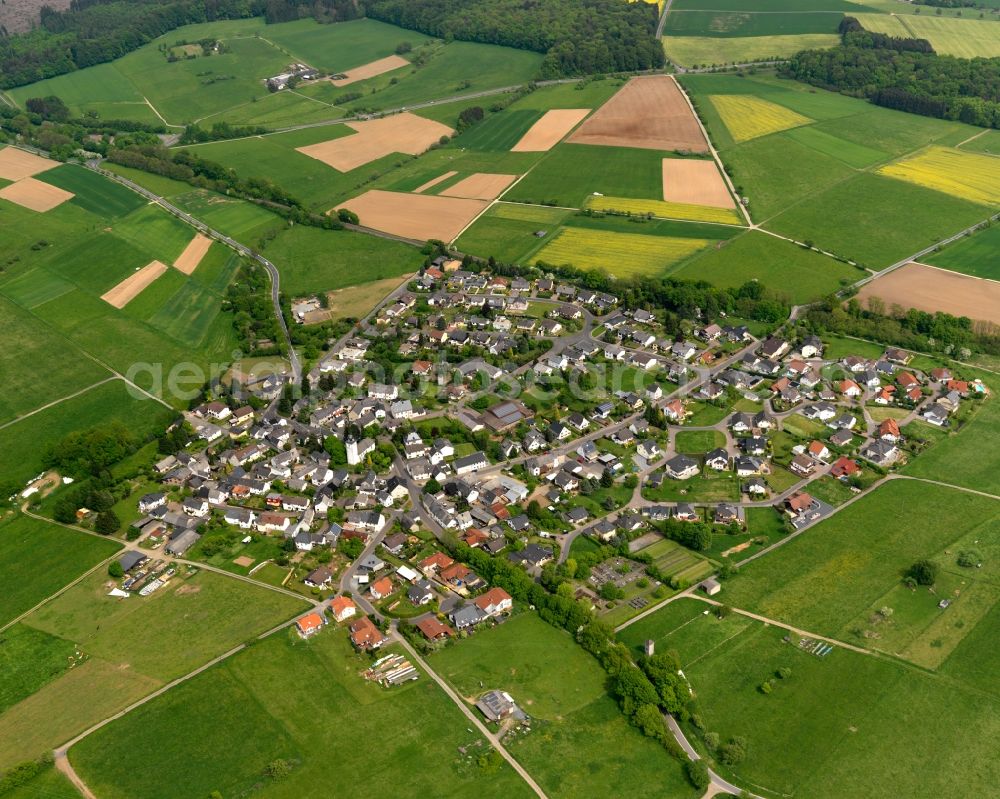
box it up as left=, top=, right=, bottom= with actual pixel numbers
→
left=839, top=379, right=862, bottom=398
left=947, top=380, right=971, bottom=396
left=897, top=372, right=920, bottom=389
left=784, top=492, right=816, bottom=516
left=349, top=617, right=386, bottom=650
left=474, top=587, right=513, bottom=617
left=330, top=596, right=357, bottom=623
left=370, top=577, right=394, bottom=600
left=830, top=456, right=861, bottom=480
left=416, top=616, right=455, bottom=641
left=296, top=612, right=326, bottom=638
left=879, top=418, right=901, bottom=442
left=807, top=440, right=830, bottom=461
left=420, top=552, right=455, bottom=575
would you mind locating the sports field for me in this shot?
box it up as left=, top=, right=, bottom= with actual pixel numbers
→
left=853, top=13, right=1000, bottom=58
left=69, top=631, right=535, bottom=799
left=878, top=146, right=1000, bottom=206
left=709, top=95, right=812, bottom=142
left=534, top=227, right=711, bottom=277
left=429, top=613, right=695, bottom=798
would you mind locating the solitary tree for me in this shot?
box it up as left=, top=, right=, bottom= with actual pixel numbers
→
left=108, top=561, right=124, bottom=579
left=907, top=559, right=938, bottom=586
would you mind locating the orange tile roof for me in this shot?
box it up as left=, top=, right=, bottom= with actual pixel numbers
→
left=296, top=612, right=324, bottom=634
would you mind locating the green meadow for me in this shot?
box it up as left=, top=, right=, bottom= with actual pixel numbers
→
left=672, top=230, right=863, bottom=302
left=0, top=515, right=120, bottom=629
left=69, top=630, right=534, bottom=799
left=925, top=223, right=1000, bottom=280
left=430, top=613, right=697, bottom=799
left=262, top=225, right=425, bottom=296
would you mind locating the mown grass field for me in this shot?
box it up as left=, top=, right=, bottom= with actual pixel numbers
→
left=36, top=164, right=146, bottom=218
left=665, top=9, right=844, bottom=37
left=0, top=515, right=120, bottom=629
left=675, top=429, right=726, bottom=452
left=534, top=227, right=711, bottom=278
left=664, top=33, right=841, bottom=67
left=877, top=146, right=1000, bottom=206
left=0, top=379, right=174, bottom=487
left=0, top=624, right=78, bottom=715
left=582, top=195, right=743, bottom=225
left=721, top=480, right=999, bottom=640
left=709, top=94, right=812, bottom=143
left=262, top=225, right=424, bottom=296
left=70, top=630, right=535, bottom=799
left=649, top=601, right=1000, bottom=799
left=0, top=294, right=110, bottom=424
left=0, top=569, right=307, bottom=768
left=925, top=223, right=1000, bottom=280
left=455, top=203, right=570, bottom=263
left=672, top=230, right=862, bottom=302
left=853, top=12, right=1000, bottom=58
left=457, top=108, right=545, bottom=152
left=430, top=613, right=696, bottom=799
left=505, top=143, right=667, bottom=207
left=765, top=172, right=990, bottom=269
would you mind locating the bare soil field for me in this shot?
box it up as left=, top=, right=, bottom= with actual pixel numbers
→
left=440, top=172, right=518, bottom=200
left=337, top=190, right=487, bottom=242
left=511, top=109, right=591, bottom=152
left=858, top=262, right=1000, bottom=325
left=661, top=158, right=735, bottom=208
left=413, top=170, right=458, bottom=193
left=100, top=261, right=168, bottom=309
left=0, top=148, right=60, bottom=181
left=0, top=178, right=74, bottom=211
left=296, top=113, right=453, bottom=172
left=173, top=233, right=212, bottom=275
left=329, top=54, right=410, bottom=86
left=567, top=76, right=708, bottom=153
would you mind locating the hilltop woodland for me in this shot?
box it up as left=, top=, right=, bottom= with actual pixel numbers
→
left=783, top=18, right=1000, bottom=128
left=361, top=0, right=664, bottom=77
left=0, top=0, right=660, bottom=89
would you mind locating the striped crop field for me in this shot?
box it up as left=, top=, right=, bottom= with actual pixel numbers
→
left=709, top=94, right=812, bottom=142
left=853, top=13, right=1000, bottom=59
left=584, top=195, right=744, bottom=225
left=878, top=146, right=1000, bottom=206
left=490, top=202, right=570, bottom=223
left=534, top=227, right=710, bottom=277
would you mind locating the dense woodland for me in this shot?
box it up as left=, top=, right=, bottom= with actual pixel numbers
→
left=362, top=0, right=664, bottom=77
left=783, top=21, right=1000, bottom=128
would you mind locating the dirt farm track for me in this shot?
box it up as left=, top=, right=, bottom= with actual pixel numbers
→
left=858, top=262, right=1000, bottom=325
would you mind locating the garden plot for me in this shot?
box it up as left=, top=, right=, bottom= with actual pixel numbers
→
left=0, top=147, right=59, bottom=181
left=100, top=260, right=168, bottom=309
left=661, top=157, right=735, bottom=208
left=328, top=54, right=409, bottom=86
left=0, top=178, right=74, bottom=212
left=567, top=75, right=708, bottom=153
left=857, top=262, right=1000, bottom=325
left=337, top=190, right=487, bottom=242
left=511, top=108, right=591, bottom=152
left=296, top=112, right=453, bottom=172
left=439, top=172, right=518, bottom=200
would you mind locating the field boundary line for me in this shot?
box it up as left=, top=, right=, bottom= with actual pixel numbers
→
left=671, top=75, right=751, bottom=227
left=684, top=624, right=751, bottom=669
left=957, top=129, right=990, bottom=149
left=615, top=585, right=697, bottom=632
left=393, top=630, right=551, bottom=799
left=0, top=376, right=117, bottom=432
left=908, top=259, right=1000, bottom=286
left=143, top=96, right=182, bottom=129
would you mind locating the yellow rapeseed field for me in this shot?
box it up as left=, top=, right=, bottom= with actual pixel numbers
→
left=877, top=146, right=1000, bottom=206
left=534, top=227, right=710, bottom=278
left=584, top=195, right=743, bottom=225
left=709, top=95, right=812, bottom=143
